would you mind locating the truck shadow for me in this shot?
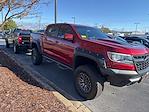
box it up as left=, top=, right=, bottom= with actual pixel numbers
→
left=32, top=60, right=86, bottom=101
left=30, top=59, right=132, bottom=101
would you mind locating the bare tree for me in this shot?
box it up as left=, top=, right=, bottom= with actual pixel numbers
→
left=0, top=0, right=48, bottom=29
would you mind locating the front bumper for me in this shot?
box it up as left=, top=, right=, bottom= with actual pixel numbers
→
left=101, top=67, right=149, bottom=86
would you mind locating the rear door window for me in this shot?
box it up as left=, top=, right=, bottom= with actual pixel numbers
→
left=19, top=30, right=31, bottom=35
left=46, top=25, right=59, bottom=37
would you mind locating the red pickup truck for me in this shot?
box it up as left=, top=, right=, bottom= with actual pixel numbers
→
left=31, top=23, right=149, bottom=100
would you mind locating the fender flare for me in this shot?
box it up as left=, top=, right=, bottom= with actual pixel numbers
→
left=31, top=40, right=42, bottom=54
left=74, top=47, right=107, bottom=70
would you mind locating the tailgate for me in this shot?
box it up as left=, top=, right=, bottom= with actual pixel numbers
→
left=21, top=34, right=30, bottom=43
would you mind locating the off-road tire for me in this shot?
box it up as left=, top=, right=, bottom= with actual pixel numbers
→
left=31, top=47, right=42, bottom=65
left=74, top=65, right=104, bottom=100
left=5, top=39, right=10, bottom=48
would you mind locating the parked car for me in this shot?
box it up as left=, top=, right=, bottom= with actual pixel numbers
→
left=123, top=36, right=149, bottom=48
left=3, top=30, right=11, bottom=39
left=5, top=28, right=21, bottom=48
left=108, top=35, right=128, bottom=43
left=31, top=23, right=149, bottom=100
left=5, top=29, right=32, bottom=53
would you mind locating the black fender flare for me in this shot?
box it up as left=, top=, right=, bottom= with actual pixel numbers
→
left=74, top=48, right=107, bottom=70
left=31, top=40, right=42, bottom=54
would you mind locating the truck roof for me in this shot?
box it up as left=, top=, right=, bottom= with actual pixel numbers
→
left=47, top=23, right=93, bottom=28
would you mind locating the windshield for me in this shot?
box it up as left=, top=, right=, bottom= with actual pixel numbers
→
left=75, top=25, right=109, bottom=40
left=20, top=30, right=31, bottom=35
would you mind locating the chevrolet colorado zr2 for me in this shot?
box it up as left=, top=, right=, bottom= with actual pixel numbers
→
left=31, top=23, right=149, bottom=100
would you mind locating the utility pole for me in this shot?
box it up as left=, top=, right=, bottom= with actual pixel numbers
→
left=144, top=27, right=147, bottom=33
left=134, top=23, right=140, bottom=34
left=1, top=10, right=3, bottom=23
left=54, top=0, right=57, bottom=24
left=0, top=9, right=4, bottom=31
left=0, top=4, right=3, bottom=24
left=35, top=15, right=41, bottom=29
left=72, top=17, right=76, bottom=24
left=38, top=16, right=41, bottom=29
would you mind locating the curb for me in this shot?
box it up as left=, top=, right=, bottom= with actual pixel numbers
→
left=1, top=50, right=91, bottom=112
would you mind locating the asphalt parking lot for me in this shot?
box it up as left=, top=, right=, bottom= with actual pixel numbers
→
left=0, top=39, right=149, bottom=112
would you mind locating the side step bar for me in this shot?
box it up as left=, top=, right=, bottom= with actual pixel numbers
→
left=43, top=56, right=73, bottom=70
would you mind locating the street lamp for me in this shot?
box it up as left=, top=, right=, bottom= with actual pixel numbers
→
left=134, top=23, right=140, bottom=34
left=37, top=16, right=41, bottom=29
left=72, top=17, right=76, bottom=24
left=0, top=4, right=3, bottom=23
left=1, top=10, right=3, bottom=23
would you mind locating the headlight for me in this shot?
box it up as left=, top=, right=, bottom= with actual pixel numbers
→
left=107, top=52, right=133, bottom=64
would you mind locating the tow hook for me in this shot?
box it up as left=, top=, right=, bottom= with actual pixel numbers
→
left=138, top=77, right=142, bottom=83
left=138, top=72, right=149, bottom=83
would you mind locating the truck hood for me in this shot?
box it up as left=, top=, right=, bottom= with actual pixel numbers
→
left=91, top=38, right=148, bottom=55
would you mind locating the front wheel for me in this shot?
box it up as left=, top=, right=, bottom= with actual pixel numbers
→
left=74, top=65, right=104, bottom=100
left=31, top=47, right=42, bottom=65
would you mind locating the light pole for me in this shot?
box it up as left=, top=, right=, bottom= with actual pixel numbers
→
left=38, top=16, right=41, bottom=29
left=0, top=4, right=3, bottom=24
left=72, top=17, right=76, bottom=24
left=54, top=0, right=57, bottom=24
left=36, top=15, right=41, bottom=29
left=1, top=10, right=3, bottom=23
left=134, top=23, right=140, bottom=34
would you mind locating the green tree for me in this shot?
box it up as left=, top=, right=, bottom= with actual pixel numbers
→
left=0, top=0, right=49, bottom=29
left=3, top=19, right=17, bottom=30
left=101, top=26, right=112, bottom=33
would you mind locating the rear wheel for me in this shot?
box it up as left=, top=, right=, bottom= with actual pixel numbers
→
left=5, top=39, right=9, bottom=48
left=74, top=65, right=104, bottom=100
left=32, top=47, right=42, bottom=65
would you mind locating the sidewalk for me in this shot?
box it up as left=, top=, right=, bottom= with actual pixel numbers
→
left=0, top=39, right=5, bottom=46
left=0, top=67, right=69, bottom=112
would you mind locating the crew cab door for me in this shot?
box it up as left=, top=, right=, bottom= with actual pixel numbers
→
left=42, top=24, right=61, bottom=60
left=54, top=24, right=76, bottom=66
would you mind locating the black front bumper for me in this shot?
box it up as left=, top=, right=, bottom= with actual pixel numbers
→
left=100, top=67, right=149, bottom=87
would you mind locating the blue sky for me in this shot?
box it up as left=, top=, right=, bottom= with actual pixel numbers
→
left=17, top=0, right=149, bottom=31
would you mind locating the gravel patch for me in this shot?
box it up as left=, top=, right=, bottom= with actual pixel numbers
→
left=0, top=67, right=69, bottom=112
left=0, top=49, right=70, bottom=112
left=0, top=50, right=42, bottom=87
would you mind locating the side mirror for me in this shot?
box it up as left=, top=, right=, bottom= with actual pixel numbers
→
left=64, top=33, right=74, bottom=41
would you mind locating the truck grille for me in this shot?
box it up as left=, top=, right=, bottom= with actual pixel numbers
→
left=134, top=54, right=149, bottom=71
